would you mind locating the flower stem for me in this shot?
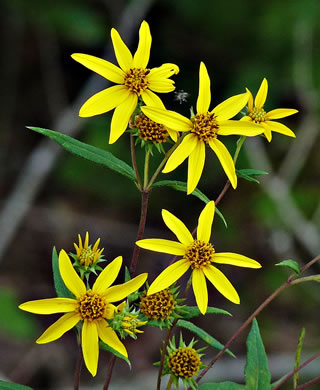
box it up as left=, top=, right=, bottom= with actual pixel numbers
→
left=73, top=347, right=83, bottom=390
left=144, top=150, right=151, bottom=188
left=296, top=376, right=320, bottom=390
left=130, top=134, right=142, bottom=190
left=165, top=375, right=174, bottom=390
left=103, top=355, right=116, bottom=390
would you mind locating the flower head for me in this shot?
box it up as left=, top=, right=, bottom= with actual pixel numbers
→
left=74, top=232, right=104, bottom=266
left=72, top=21, right=179, bottom=144
left=242, top=78, right=298, bottom=142
left=19, top=250, right=147, bottom=376
left=136, top=201, right=261, bottom=314
left=142, top=62, right=263, bottom=194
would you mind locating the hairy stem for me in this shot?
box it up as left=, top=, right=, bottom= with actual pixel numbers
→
left=103, top=355, right=116, bottom=390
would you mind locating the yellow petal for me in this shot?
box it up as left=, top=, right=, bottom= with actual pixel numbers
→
left=36, top=312, right=80, bottom=344
left=59, top=250, right=86, bottom=298
left=82, top=321, right=99, bottom=376
left=141, top=89, right=165, bottom=108
left=148, top=63, right=179, bottom=82
left=260, top=122, right=272, bottom=142
left=203, top=265, right=240, bottom=304
left=161, top=209, right=193, bottom=246
left=93, top=256, right=122, bottom=294
left=197, top=201, right=215, bottom=242
left=255, top=78, right=268, bottom=109
left=192, top=268, right=208, bottom=314
left=213, top=91, right=249, bottom=120
left=266, top=108, right=298, bottom=120
left=111, top=28, right=133, bottom=72
left=71, top=53, right=125, bottom=84
left=240, top=115, right=251, bottom=122
left=142, top=106, right=192, bottom=132
left=96, top=320, right=128, bottom=357
left=208, top=139, right=237, bottom=189
left=162, top=134, right=198, bottom=173
left=196, top=62, right=211, bottom=114
left=147, top=259, right=190, bottom=295
left=218, top=120, right=264, bottom=136
left=133, top=21, right=151, bottom=68
left=78, top=234, right=83, bottom=250
left=136, top=238, right=186, bottom=256
left=109, top=93, right=138, bottom=144
left=104, top=273, right=148, bottom=302
left=214, top=253, right=261, bottom=268
left=187, top=140, right=206, bottom=194
left=246, top=88, right=254, bottom=111
left=84, top=232, right=89, bottom=248
left=93, top=238, right=101, bottom=252
left=264, top=120, right=296, bottom=138
left=19, top=298, right=77, bottom=314
left=79, top=85, right=128, bottom=117
left=148, top=80, right=175, bottom=93
left=167, top=128, right=178, bottom=142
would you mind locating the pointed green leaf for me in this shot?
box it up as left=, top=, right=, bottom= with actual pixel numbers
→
left=0, top=381, right=33, bottom=390
left=99, top=340, right=131, bottom=367
left=275, top=260, right=300, bottom=274
left=245, top=318, right=271, bottom=390
left=181, top=306, right=232, bottom=319
left=199, top=383, right=245, bottom=390
left=27, top=127, right=136, bottom=181
left=52, top=247, right=73, bottom=299
left=177, top=320, right=235, bottom=358
left=236, top=169, right=268, bottom=184
left=152, top=180, right=227, bottom=227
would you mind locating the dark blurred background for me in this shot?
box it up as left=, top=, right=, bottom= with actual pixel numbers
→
left=0, top=0, right=319, bottom=389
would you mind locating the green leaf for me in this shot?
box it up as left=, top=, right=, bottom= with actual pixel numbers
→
left=0, top=381, right=33, bottom=390
left=52, top=247, right=73, bottom=299
left=181, top=306, right=232, bottom=319
left=275, top=259, right=300, bottom=274
left=99, top=341, right=131, bottom=368
left=245, top=318, right=271, bottom=390
left=177, top=319, right=235, bottom=358
left=27, top=127, right=136, bottom=181
left=199, top=383, right=245, bottom=390
left=236, top=169, right=268, bottom=184
left=152, top=180, right=227, bottom=228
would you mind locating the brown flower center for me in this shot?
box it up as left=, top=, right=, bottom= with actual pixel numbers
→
left=168, top=347, right=202, bottom=379
left=249, top=107, right=266, bottom=123
left=140, top=289, right=176, bottom=320
left=184, top=240, right=215, bottom=269
left=77, top=291, right=106, bottom=321
left=191, top=113, right=219, bottom=143
left=135, top=114, right=169, bottom=144
left=124, top=68, right=150, bottom=94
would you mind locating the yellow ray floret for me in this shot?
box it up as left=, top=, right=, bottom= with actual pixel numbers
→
left=136, top=201, right=261, bottom=314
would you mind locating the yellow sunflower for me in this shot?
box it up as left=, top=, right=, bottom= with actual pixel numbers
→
left=142, top=62, right=263, bottom=194
left=242, top=78, right=298, bottom=141
left=72, top=21, right=179, bottom=144
left=136, top=201, right=261, bottom=314
left=19, top=250, right=147, bottom=376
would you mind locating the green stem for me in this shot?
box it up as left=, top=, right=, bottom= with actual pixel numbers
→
left=165, top=375, right=174, bottom=390
left=291, top=275, right=320, bottom=285
left=233, top=135, right=246, bottom=163
left=144, top=150, right=151, bottom=189
left=130, top=134, right=142, bottom=190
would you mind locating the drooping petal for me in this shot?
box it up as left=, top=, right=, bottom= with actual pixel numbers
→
left=255, top=78, right=268, bottom=109
left=197, top=201, right=215, bottom=242
left=71, top=53, right=125, bottom=84
left=192, top=269, right=208, bottom=314
left=136, top=238, right=186, bottom=256
left=111, top=28, right=133, bottom=72
left=36, top=312, right=81, bottom=344
left=142, top=106, right=192, bottom=132
left=246, top=88, right=254, bottom=111
left=79, top=85, right=129, bottom=117
left=133, top=21, right=151, bottom=68
left=214, top=253, right=261, bottom=268
left=148, top=63, right=179, bottom=81
left=264, top=120, right=296, bottom=138
left=162, top=134, right=198, bottom=173
left=208, top=139, right=237, bottom=189
left=59, top=250, right=86, bottom=298
left=19, top=298, right=77, bottom=314
left=260, top=122, right=272, bottom=142
left=187, top=140, right=206, bottom=194
left=92, top=256, right=122, bottom=294
left=196, top=62, right=211, bottom=114
left=109, top=93, right=138, bottom=144
left=82, top=320, right=99, bottom=376
left=218, top=120, right=264, bottom=136
left=104, top=273, right=148, bottom=302
left=213, top=91, right=249, bottom=120
left=141, top=89, right=165, bottom=108
left=266, top=108, right=298, bottom=120
left=96, top=320, right=128, bottom=357
left=147, top=259, right=190, bottom=296
left=203, top=265, right=240, bottom=304
left=161, top=209, right=193, bottom=246
left=148, top=80, right=175, bottom=93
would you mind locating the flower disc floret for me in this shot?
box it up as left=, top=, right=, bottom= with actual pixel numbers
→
left=184, top=240, right=215, bottom=269
left=191, top=113, right=219, bottom=143
left=168, top=347, right=202, bottom=379
left=77, top=291, right=106, bottom=321
left=124, top=68, right=150, bottom=94
left=249, top=107, right=267, bottom=123
left=140, top=289, right=176, bottom=320
left=135, top=114, right=169, bottom=144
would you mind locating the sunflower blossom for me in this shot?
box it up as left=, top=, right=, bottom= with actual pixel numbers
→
left=72, top=21, right=179, bottom=144
left=142, top=62, right=263, bottom=194
left=136, top=201, right=261, bottom=314
left=74, top=232, right=104, bottom=267
left=19, top=250, right=147, bottom=376
left=242, top=78, right=298, bottom=142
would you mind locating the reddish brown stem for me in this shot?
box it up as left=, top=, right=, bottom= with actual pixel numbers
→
left=215, top=180, right=231, bottom=206
left=103, top=355, right=116, bottom=390
left=73, top=347, right=83, bottom=390
left=296, top=376, right=320, bottom=390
